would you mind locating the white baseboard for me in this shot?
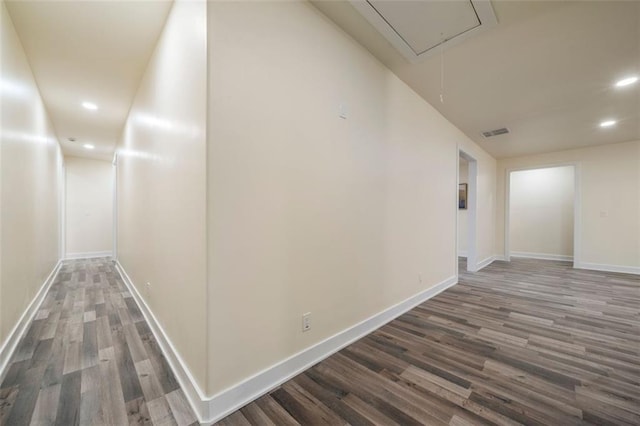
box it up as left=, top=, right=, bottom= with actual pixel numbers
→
left=0, top=260, right=62, bottom=384
left=65, top=250, right=113, bottom=260
left=458, top=251, right=468, bottom=258
left=203, top=275, right=458, bottom=424
left=476, top=255, right=496, bottom=271
left=114, top=262, right=457, bottom=424
left=113, top=261, right=211, bottom=421
left=493, top=255, right=508, bottom=261
left=510, top=251, right=573, bottom=262
left=574, top=261, right=640, bottom=275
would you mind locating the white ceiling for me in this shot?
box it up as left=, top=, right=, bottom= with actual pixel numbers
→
left=5, top=0, right=173, bottom=161
left=5, top=1, right=638, bottom=161
left=313, top=1, right=640, bottom=158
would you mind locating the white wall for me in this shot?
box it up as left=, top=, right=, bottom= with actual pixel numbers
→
left=497, top=140, right=640, bottom=273
left=458, top=158, right=468, bottom=256
left=509, top=166, right=574, bottom=259
left=117, top=0, right=208, bottom=391
left=1, top=0, right=62, bottom=354
left=65, top=156, right=113, bottom=258
left=206, top=0, right=496, bottom=396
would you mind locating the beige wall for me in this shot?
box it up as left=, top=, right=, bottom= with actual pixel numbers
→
left=458, top=158, right=468, bottom=255
left=116, top=0, right=208, bottom=390
left=206, top=0, right=496, bottom=394
left=65, top=156, right=113, bottom=257
left=497, top=140, right=640, bottom=270
left=509, top=166, right=574, bottom=258
left=1, top=1, right=62, bottom=346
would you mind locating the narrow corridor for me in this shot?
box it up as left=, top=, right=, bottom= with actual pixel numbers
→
left=0, top=258, right=197, bottom=425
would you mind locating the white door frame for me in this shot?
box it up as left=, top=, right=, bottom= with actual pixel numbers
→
left=504, top=162, right=581, bottom=267
left=59, top=156, right=66, bottom=260
left=457, top=149, right=478, bottom=272
left=112, top=153, right=118, bottom=261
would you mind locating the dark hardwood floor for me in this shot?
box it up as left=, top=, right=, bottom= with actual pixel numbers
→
left=2, top=257, right=639, bottom=425
left=0, top=258, right=197, bottom=426
left=216, top=258, right=640, bottom=426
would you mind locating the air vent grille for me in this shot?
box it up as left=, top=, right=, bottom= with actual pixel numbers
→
left=481, top=127, right=510, bottom=138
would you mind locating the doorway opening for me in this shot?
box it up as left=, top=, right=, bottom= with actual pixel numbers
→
left=505, top=164, right=579, bottom=266
left=457, top=150, right=478, bottom=273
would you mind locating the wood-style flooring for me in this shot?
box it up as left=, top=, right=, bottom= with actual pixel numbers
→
left=0, top=258, right=197, bottom=426
left=216, top=258, right=640, bottom=426
left=2, top=257, right=639, bottom=425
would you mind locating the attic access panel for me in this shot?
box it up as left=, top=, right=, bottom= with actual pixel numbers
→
left=351, top=0, right=498, bottom=63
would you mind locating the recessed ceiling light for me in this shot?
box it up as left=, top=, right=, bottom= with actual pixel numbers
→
left=82, top=101, right=98, bottom=110
left=83, top=143, right=95, bottom=149
left=615, top=76, right=638, bottom=87
left=600, top=120, right=616, bottom=128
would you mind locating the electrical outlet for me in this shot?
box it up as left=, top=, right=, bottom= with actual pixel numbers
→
left=302, top=312, right=311, bottom=332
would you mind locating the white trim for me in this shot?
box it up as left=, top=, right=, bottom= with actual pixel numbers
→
left=0, top=260, right=63, bottom=384
left=459, top=149, right=478, bottom=272
left=493, top=255, right=508, bottom=261
left=117, top=257, right=458, bottom=424
left=204, top=275, right=458, bottom=424
left=112, top=153, right=118, bottom=261
left=457, top=251, right=468, bottom=258
left=59, top=154, right=66, bottom=260
left=572, top=163, right=582, bottom=269
left=455, top=152, right=460, bottom=279
left=476, top=255, right=496, bottom=271
left=467, top=159, right=478, bottom=271
left=64, top=251, right=113, bottom=260
left=574, top=262, right=640, bottom=275
left=114, top=261, right=211, bottom=421
left=510, top=251, right=573, bottom=262
left=504, top=167, right=510, bottom=261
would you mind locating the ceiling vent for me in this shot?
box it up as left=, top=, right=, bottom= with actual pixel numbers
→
left=350, top=0, right=498, bottom=63
left=481, top=127, right=510, bottom=138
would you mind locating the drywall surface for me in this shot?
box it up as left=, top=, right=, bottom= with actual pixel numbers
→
left=1, top=1, right=62, bottom=348
left=497, top=140, right=640, bottom=269
left=207, top=0, right=496, bottom=394
left=509, top=166, right=574, bottom=258
left=65, top=156, right=113, bottom=257
left=116, top=0, right=208, bottom=390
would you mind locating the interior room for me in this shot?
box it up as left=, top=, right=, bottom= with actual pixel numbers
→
left=1, top=0, right=638, bottom=425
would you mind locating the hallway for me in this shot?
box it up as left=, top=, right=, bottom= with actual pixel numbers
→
left=0, top=258, right=197, bottom=425
left=2, top=0, right=639, bottom=423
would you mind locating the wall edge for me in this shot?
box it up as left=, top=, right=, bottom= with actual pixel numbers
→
left=203, top=274, right=458, bottom=424
left=0, top=260, right=63, bottom=384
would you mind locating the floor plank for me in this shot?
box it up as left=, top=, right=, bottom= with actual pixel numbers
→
left=0, top=258, right=193, bottom=426
left=2, top=257, right=638, bottom=425
left=215, top=257, right=640, bottom=425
